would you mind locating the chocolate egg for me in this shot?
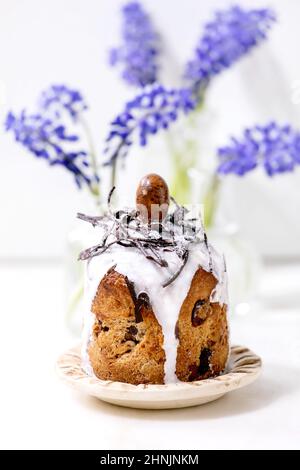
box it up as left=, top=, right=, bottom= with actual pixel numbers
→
left=136, top=173, right=169, bottom=223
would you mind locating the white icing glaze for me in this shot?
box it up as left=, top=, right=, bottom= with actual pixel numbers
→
left=81, top=235, right=228, bottom=383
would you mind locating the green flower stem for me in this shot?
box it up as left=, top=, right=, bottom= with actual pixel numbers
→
left=203, top=174, right=221, bottom=229
left=167, top=123, right=197, bottom=203
left=79, top=116, right=102, bottom=208
left=110, top=158, right=117, bottom=190
left=168, top=99, right=205, bottom=203
left=88, top=183, right=102, bottom=210
left=170, top=149, right=195, bottom=203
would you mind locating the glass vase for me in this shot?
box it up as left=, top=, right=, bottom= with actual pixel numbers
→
left=208, top=223, right=262, bottom=316
left=64, top=200, right=102, bottom=337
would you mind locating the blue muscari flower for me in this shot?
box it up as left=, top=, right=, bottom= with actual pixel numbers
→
left=39, top=84, right=88, bottom=121
left=184, top=6, right=275, bottom=95
left=217, top=122, right=300, bottom=177
left=5, top=85, right=94, bottom=189
left=109, top=1, right=159, bottom=87
left=104, top=84, right=196, bottom=165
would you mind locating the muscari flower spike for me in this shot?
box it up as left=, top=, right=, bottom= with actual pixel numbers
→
left=104, top=84, right=196, bottom=166
left=5, top=85, right=96, bottom=189
left=217, top=122, right=300, bottom=177
left=39, top=84, right=88, bottom=121
left=109, top=1, right=160, bottom=87
left=184, top=5, right=276, bottom=95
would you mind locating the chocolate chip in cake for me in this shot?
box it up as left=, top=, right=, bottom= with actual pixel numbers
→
left=191, top=299, right=211, bottom=326
left=188, top=364, right=200, bottom=381
left=137, top=292, right=150, bottom=308
left=124, top=276, right=152, bottom=324
left=128, top=325, right=138, bottom=335
left=188, top=348, right=212, bottom=380
left=198, top=348, right=212, bottom=375
left=124, top=325, right=139, bottom=344
left=94, top=320, right=102, bottom=336
left=135, top=292, right=151, bottom=323
left=102, top=325, right=109, bottom=332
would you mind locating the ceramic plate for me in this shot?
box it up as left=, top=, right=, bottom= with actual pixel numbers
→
left=56, top=345, right=261, bottom=409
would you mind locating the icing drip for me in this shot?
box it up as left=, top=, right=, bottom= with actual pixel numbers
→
left=81, top=238, right=228, bottom=383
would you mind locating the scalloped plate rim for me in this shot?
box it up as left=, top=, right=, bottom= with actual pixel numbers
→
left=56, top=344, right=262, bottom=409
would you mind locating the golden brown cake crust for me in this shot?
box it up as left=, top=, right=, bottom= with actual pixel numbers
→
left=176, top=267, right=229, bottom=381
left=88, top=267, right=165, bottom=385
left=88, top=266, right=228, bottom=384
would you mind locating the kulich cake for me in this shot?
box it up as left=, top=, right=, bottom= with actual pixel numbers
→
left=79, top=174, right=229, bottom=384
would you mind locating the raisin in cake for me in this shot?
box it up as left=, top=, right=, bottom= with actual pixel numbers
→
left=80, top=174, right=229, bottom=384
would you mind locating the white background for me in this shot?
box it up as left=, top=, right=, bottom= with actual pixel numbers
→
left=0, top=0, right=300, bottom=260
left=0, top=1, right=300, bottom=451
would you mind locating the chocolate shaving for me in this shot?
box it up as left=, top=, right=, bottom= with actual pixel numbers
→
left=78, top=240, right=118, bottom=261
left=145, top=244, right=169, bottom=267
left=107, top=186, right=116, bottom=207
left=78, top=190, right=211, bottom=287
left=77, top=212, right=104, bottom=227
left=162, top=249, right=189, bottom=288
left=204, top=232, right=213, bottom=273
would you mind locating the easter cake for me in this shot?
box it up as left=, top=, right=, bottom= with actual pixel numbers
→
left=79, top=174, right=229, bottom=384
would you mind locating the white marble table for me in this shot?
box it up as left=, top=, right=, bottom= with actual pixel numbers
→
left=0, top=261, right=299, bottom=450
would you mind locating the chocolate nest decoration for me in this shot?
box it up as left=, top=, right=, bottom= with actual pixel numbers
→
left=78, top=187, right=212, bottom=288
